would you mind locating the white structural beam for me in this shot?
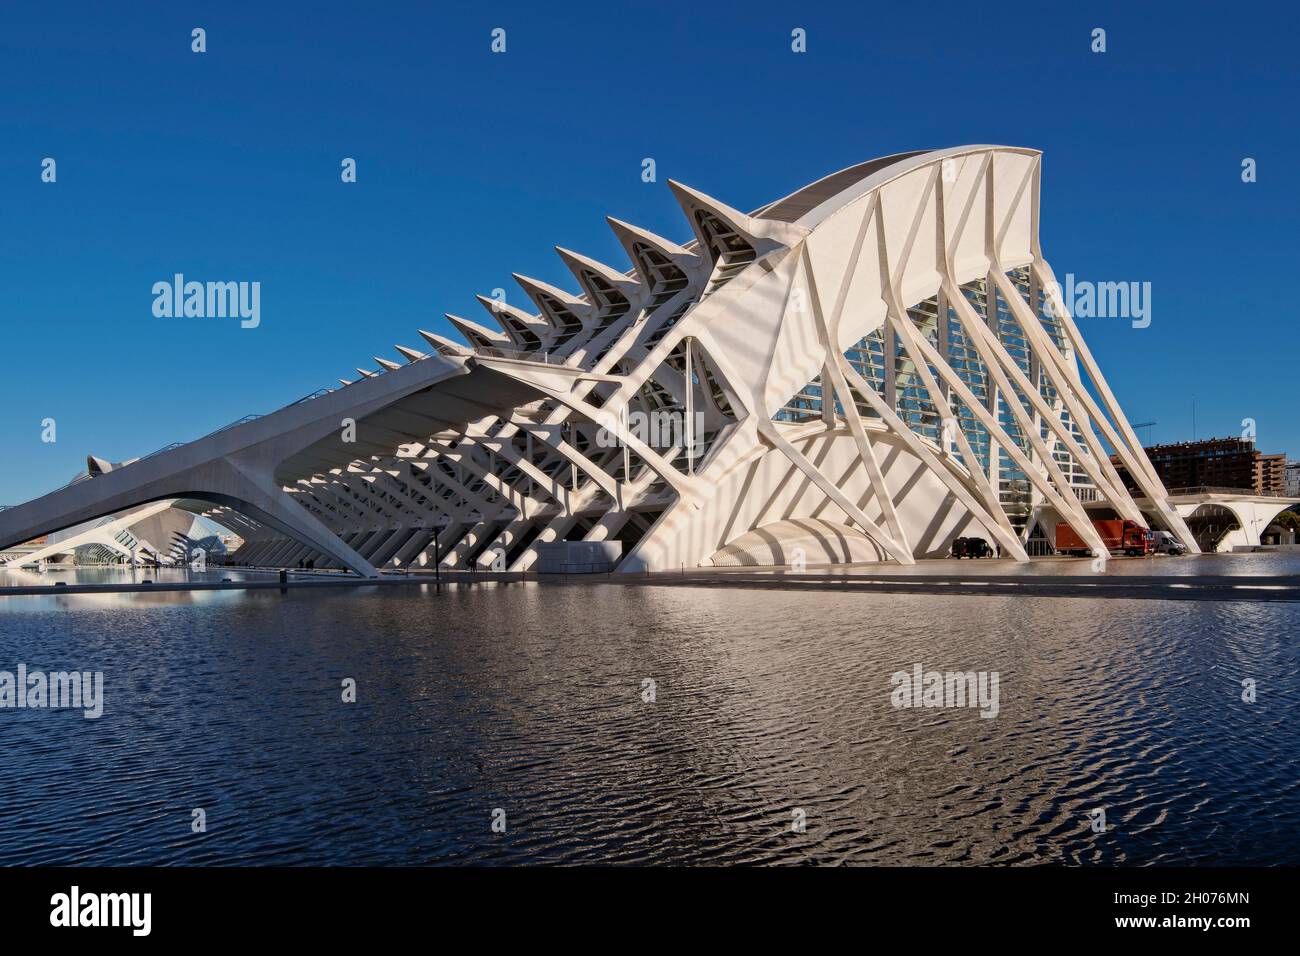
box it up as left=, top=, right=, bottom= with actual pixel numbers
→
left=0, top=146, right=1198, bottom=573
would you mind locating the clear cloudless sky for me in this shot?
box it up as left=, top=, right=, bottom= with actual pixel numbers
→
left=1, top=0, right=1296, bottom=503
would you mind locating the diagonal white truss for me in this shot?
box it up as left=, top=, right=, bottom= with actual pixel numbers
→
left=0, top=146, right=1199, bottom=573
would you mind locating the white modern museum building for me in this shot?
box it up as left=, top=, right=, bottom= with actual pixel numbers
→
left=10, top=145, right=1284, bottom=576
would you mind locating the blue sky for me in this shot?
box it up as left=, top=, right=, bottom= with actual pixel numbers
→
left=1, top=1, right=1296, bottom=503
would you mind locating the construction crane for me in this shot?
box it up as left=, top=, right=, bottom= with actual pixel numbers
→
left=1131, top=421, right=1157, bottom=447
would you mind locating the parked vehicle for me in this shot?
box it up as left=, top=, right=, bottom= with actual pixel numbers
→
left=1150, top=530, right=1188, bottom=555
left=952, top=536, right=994, bottom=559
left=1055, top=519, right=1154, bottom=556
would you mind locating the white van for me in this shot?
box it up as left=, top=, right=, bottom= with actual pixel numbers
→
left=1151, top=531, right=1188, bottom=555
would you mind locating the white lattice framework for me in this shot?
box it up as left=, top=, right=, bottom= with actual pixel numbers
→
left=0, top=147, right=1199, bottom=573
left=260, top=146, right=1198, bottom=571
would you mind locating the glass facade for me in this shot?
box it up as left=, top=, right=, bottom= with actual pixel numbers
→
left=775, top=266, right=1097, bottom=528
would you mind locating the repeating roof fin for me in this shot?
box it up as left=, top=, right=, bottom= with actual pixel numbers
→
left=667, top=179, right=807, bottom=266
left=554, top=246, right=640, bottom=300
left=668, top=180, right=761, bottom=266
left=606, top=217, right=700, bottom=292
left=473, top=295, right=549, bottom=350
left=474, top=294, right=547, bottom=328
left=553, top=246, right=641, bottom=331
left=512, top=273, right=592, bottom=334
left=395, top=345, right=426, bottom=363
left=418, top=329, right=470, bottom=356
left=512, top=273, right=587, bottom=310
left=373, top=357, right=402, bottom=371
left=605, top=217, right=694, bottom=259
left=446, top=313, right=508, bottom=351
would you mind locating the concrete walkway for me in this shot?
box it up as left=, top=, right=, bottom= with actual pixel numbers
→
left=2, top=563, right=1296, bottom=601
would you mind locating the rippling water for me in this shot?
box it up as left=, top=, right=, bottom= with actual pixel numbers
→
left=0, top=560, right=1297, bottom=865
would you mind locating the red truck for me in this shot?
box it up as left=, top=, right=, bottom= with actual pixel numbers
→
left=1055, top=519, right=1154, bottom=557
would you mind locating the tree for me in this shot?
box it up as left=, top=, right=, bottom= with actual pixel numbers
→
left=1274, top=511, right=1300, bottom=531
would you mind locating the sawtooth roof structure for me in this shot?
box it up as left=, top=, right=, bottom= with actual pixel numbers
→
left=0, top=146, right=1206, bottom=576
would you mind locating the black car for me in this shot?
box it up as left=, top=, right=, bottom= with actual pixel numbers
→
left=951, top=536, right=993, bottom=559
